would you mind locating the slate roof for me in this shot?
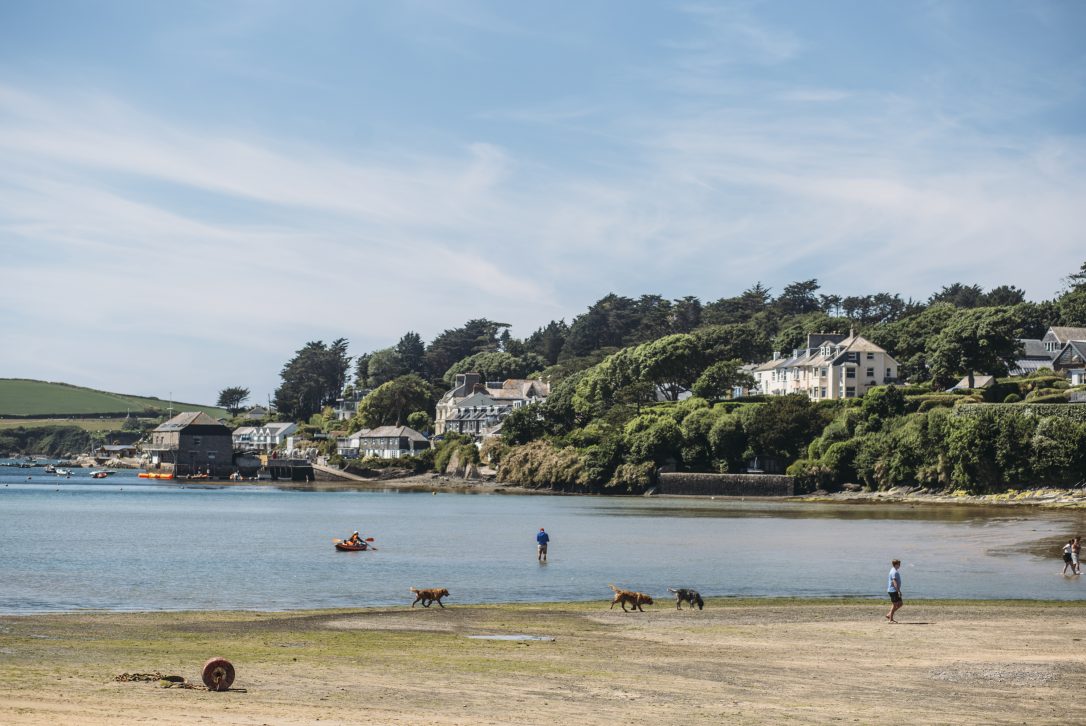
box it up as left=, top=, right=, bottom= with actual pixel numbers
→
left=154, top=411, right=224, bottom=432
left=1048, top=327, right=1086, bottom=344
left=1018, top=339, right=1053, bottom=359
left=357, top=426, right=428, bottom=443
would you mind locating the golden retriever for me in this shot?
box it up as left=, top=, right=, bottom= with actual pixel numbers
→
left=609, top=584, right=654, bottom=612
left=410, top=587, right=450, bottom=608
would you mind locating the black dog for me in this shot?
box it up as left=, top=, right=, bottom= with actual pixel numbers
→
left=668, top=587, right=704, bottom=610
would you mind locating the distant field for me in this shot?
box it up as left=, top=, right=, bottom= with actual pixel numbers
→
left=0, top=379, right=227, bottom=418
left=0, top=418, right=128, bottom=432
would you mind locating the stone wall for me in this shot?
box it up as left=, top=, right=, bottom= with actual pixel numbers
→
left=657, top=472, right=794, bottom=497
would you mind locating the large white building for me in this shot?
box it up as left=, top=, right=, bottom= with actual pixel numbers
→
left=752, top=332, right=899, bottom=400
left=434, top=373, right=550, bottom=436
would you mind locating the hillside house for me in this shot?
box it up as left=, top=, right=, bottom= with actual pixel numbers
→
left=434, top=373, right=550, bottom=436
left=1053, top=339, right=1086, bottom=386
left=752, top=332, right=899, bottom=400
left=144, top=412, right=234, bottom=476
left=1011, top=338, right=1056, bottom=376
left=338, top=426, right=429, bottom=459
left=231, top=422, right=298, bottom=452
left=1041, top=327, right=1086, bottom=354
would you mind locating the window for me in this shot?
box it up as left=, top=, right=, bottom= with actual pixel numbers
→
left=866, top=367, right=875, bottom=378
left=845, top=368, right=856, bottom=379
left=821, top=368, right=828, bottom=377
left=193, top=436, right=202, bottom=447
left=866, top=352, right=875, bottom=359
left=820, top=387, right=827, bottom=398
left=845, top=386, right=856, bottom=398
left=886, top=368, right=893, bottom=378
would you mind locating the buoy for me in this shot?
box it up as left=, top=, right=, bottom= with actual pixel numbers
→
left=201, top=657, right=235, bottom=691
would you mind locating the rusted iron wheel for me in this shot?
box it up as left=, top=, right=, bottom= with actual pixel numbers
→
left=201, top=657, right=235, bottom=691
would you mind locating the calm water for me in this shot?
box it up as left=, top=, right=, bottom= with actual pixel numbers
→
left=1, top=463, right=1084, bottom=612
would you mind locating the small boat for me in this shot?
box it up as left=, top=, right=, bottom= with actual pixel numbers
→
left=91, top=470, right=112, bottom=479
left=334, top=541, right=369, bottom=551
left=44, top=465, right=56, bottom=474
left=138, top=472, right=175, bottom=480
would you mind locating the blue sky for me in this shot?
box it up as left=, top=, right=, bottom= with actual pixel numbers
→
left=1, top=1, right=1084, bottom=405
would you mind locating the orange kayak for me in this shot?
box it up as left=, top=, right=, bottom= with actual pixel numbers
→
left=138, top=472, right=175, bottom=480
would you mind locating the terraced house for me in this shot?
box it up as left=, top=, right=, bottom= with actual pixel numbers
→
left=752, top=332, right=899, bottom=401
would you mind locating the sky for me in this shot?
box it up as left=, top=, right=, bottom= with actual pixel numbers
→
left=1, top=1, right=1084, bottom=406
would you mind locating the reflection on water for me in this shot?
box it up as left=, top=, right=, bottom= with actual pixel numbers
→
left=592, top=500, right=1050, bottom=522
left=1, top=472, right=1084, bottom=612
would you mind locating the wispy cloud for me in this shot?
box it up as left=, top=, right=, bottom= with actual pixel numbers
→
left=2, top=2, right=1084, bottom=403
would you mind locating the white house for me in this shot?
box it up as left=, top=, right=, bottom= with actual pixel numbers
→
left=232, top=422, right=299, bottom=452
left=337, top=426, right=429, bottom=459
left=752, top=332, right=899, bottom=401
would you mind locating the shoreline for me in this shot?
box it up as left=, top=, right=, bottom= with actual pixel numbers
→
left=297, top=473, right=1086, bottom=508
left=2, top=599, right=1083, bottom=724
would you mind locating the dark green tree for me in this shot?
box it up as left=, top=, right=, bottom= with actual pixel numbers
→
left=354, top=375, right=434, bottom=428
left=363, top=347, right=406, bottom=388
left=524, top=320, right=568, bottom=364
left=927, top=308, right=1023, bottom=389
left=443, top=351, right=547, bottom=385
left=929, top=283, right=985, bottom=308
left=500, top=405, right=546, bottom=445
left=691, top=360, right=754, bottom=401
left=425, top=319, right=510, bottom=381
left=775, top=279, right=821, bottom=316
left=395, top=332, right=428, bottom=377
left=742, top=394, right=827, bottom=464
left=274, top=339, right=352, bottom=421
left=216, top=386, right=251, bottom=415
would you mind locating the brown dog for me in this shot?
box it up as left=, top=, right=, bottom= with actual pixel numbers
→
left=410, top=587, right=450, bottom=608
left=609, top=584, right=654, bottom=612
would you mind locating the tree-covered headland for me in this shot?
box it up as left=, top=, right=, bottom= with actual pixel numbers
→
left=275, top=262, right=1086, bottom=494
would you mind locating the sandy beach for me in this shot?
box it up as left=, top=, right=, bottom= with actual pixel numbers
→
left=2, top=599, right=1084, bottom=725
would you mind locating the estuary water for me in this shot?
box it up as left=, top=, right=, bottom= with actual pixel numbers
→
left=1, top=465, right=1084, bottom=612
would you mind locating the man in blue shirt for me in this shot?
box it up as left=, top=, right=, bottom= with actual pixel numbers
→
left=885, top=559, right=903, bottom=623
left=536, top=527, right=550, bottom=562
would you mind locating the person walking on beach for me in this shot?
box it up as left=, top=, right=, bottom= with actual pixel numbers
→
left=886, top=559, right=903, bottom=623
left=536, top=527, right=549, bottom=562
left=1063, top=539, right=1076, bottom=575
left=1073, top=537, right=1081, bottom=575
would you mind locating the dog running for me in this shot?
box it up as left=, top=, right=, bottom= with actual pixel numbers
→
left=668, top=587, right=704, bottom=610
left=608, top=584, right=654, bottom=612
left=409, top=587, right=450, bottom=608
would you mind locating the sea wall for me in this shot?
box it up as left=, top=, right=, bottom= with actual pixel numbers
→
left=657, top=472, right=794, bottom=497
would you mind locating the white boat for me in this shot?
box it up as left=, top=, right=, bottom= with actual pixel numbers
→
left=91, top=470, right=113, bottom=479
left=55, top=468, right=72, bottom=476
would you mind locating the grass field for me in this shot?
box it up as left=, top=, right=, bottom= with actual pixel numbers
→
left=0, top=379, right=227, bottom=418
left=0, top=417, right=128, bottom=432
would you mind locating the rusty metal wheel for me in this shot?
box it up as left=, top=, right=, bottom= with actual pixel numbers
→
left=201, top=657, right=235, bottom=691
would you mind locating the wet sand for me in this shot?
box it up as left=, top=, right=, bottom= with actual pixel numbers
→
left=2, top=599, right=1084, bottom=725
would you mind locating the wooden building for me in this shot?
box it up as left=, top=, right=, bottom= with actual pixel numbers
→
left=145, top=412, right=235, bottom=476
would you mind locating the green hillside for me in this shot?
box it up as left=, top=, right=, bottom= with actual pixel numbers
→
left=0, top=379, right=228, bottom=418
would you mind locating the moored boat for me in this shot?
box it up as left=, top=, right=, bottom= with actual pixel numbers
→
left=138, top=472, right=175, bottom=480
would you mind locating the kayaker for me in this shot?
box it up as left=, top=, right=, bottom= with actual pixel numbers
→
left=347, top=531, right=363, bottom=545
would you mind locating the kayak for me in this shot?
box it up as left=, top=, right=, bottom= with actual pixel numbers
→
left=335, top=541, right=369, bottom=551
